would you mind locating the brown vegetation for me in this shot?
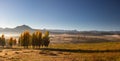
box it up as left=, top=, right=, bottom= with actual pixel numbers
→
left=0, top=30, right=50, bottom=49
left=0, top=31, right=120, bottom=61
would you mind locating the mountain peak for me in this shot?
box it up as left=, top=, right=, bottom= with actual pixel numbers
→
left=14, top=25, right=32, bottom=30
left=21, top=24, right=31, bottom=28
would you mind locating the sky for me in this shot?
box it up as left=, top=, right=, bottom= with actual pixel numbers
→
left=0, top=0, right=120, bottom=31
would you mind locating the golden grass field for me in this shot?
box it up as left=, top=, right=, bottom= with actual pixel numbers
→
left=0, top=42, right=120, bottom=61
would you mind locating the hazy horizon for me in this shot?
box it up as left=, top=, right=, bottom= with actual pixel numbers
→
left=0, top=0, right=120, bottom=31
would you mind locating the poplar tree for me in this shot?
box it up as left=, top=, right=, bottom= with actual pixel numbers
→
left=1, top=34, right=6, bottom=48
left=31, top=33, right=36, bottom=48
left=42, top=31, right=50, bottom=47
left=8, top=37, right=13, bottom=48
left=19, top=30, right=31, bottom=48
left=32, top=30, right=42, bottom=48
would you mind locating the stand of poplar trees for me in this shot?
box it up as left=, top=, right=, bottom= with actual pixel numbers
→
left=0, top=30, right=50, bottom=48
left=19, top=30, right=50, bottom=48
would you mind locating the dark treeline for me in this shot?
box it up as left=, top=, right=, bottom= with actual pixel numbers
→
left=0, top=30, right=50, bottom=48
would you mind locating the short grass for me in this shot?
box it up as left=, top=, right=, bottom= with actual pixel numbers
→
left=1, top=42, right=120, bottom=61
left=47, top=42, right=120, bottom=61
left=49, top=42, right=120, bottom=50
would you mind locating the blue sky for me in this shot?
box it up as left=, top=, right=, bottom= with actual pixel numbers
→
left=0, top=0, right=120, bottom=31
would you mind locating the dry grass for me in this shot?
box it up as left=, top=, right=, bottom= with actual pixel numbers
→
left=0, top=42, right=120, bottom=61
left=48, top=42, right=120, bottom=61
left=50, top=42, right=120, bottom=50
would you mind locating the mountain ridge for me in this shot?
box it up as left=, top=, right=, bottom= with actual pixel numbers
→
left=0, top=25, right=79, bottom=34
left=0, top=25, right=120, bottom=35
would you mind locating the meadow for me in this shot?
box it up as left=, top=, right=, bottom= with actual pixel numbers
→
left=0, top=42, right=120, bottom=61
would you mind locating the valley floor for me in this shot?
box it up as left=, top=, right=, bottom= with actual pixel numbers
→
left=0, top=42, right=120, bottom=61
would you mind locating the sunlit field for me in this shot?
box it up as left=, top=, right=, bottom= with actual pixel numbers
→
left=48, top=42, right=120, bottom=61
left=0, top=42, right=120, bottom=61
left=0, top=33, right=120, bottom=61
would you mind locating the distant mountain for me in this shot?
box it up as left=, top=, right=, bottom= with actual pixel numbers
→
left=0, top=25, right=34, bottom=33
left=14, top=25, right=32, bottom=30
left=13, top=25, right=34, bottom=33
left=45, top=29, right=79, bottom=34
left=0, top=25, right=120, bottom=35
left=0, top=25, right=79, bottom=34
